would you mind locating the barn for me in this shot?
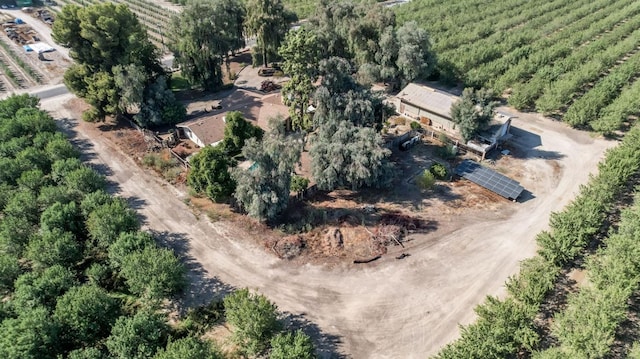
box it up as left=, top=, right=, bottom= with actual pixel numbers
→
left=395, top=83, right=459, bottom=132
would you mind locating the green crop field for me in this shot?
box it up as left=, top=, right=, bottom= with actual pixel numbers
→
left=396, top=0, right=640, bottom=132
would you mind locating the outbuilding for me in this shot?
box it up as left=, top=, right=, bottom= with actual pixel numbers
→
left=395, top=83, right=459, bottom=132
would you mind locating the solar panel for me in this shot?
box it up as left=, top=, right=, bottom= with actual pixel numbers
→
left=455, top=159, right=524, bottom=200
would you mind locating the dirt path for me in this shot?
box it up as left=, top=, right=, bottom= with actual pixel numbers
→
left=41, top=95, right=615, bottom=358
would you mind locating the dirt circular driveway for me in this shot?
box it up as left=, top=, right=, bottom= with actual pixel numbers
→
left=43, top=95, right=615, bottom=358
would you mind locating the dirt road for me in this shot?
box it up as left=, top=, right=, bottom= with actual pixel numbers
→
left=42, top=95, right=615, bottom=358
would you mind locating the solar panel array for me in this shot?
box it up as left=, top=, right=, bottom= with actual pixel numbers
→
left=455, top=160, right=524, bottom=200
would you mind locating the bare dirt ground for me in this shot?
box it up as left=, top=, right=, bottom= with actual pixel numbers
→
left=40, top=93, right=617, bottom=358
left=0, top=10, right=72, bottom=87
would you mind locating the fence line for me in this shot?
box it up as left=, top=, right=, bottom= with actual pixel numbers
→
left=123, top=116, right=190, bottom=168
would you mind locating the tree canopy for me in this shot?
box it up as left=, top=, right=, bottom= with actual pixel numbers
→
left=0, top=96, right=193, bottom=358
left=120, top=246, right=186, bottom=300
left=222, top=111, right=264, bottom=156
left=224, top=288, right=282, bottom=356
left=233, top=120, right=302, bottom=221
left=309, top=57, right=393, bottom=191
left=307, top=1, right=436, bottom=89
left=245, top=0, right=297, bottom=67
left=106, top=310, right=170, bottom=359
left=53, top=3, right=183, bottom=125
left=170, top=0, right=245, bottom=91
left=187, top=145, right=236, bottom=202
left=280, top=27, right=322, bottom=131
left=270, top=330, right=316, bottom=359
left=450, top=87, right=498, bottom=142
left=54, top=285, right=121, bottom=346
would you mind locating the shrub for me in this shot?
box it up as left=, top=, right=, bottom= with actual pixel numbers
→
left=436, top=144, right=457, bottom=160
left=429, top=163, right=448, bottom=179
left=410, top=121, right=422, bottom=131
left=416, top=170, right=436, bottom=190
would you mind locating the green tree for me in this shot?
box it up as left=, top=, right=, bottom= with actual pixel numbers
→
left=395, top=21, right=436, bottom=86
left=12, top=265, right=77, bottom=312
left=17, top=169, right=47, bottom=192
left=222, top=111, right=264, bottom=156
left=223, top=288, right=282, bottom=356
left=119, top=246, right=186, bottom=299
left=415, top=169, right=436, bottom=190
left=64, top=166, right=107, bottom=195
left=450, top=87, right=498, bottom=143
left=290, top=175, right=309, bottom=193
left=45, top=136, right=80, bottom=163
left=0, top=306, right=61, bottom=359
left=51, top=158, right=83, bottom=184
left=135, top=76, right=186, bottom=127
left=79, top=190, right=114, bottom=218
left=154, top=336, right=222, bottom=359
left=0, top=215, right=36, bottom=257
left=40, top=201, right=82, bottom=234
left=233, top=120, right=302, bottom=221
left=106, top=310, right=170, bottom=359
left=86, top=199, right=140, bottom=251
left=310, top=58, right=393, bottom=190
left=4, top=189, right=39, bottom=224
left=310, top=120, right=393, bottom=191
left=53, top=3, right=162, bottom=120
left=0, top=94, right=40, bottom=119
left=187, top=146, right=236, bottom=202
left=113, top=64, right=147, bottom=115
left=54, top=285, right=121, bottom=346
left=244, top=0, right=297, bottom=67
left=0, top=253, right=20, bottom=293
left=313, top=57, right=390, bottom=129
left=25, top=229, right=82, bottom=271
left=170, top=0, right=245, bottom=91
left=270, top=330, right=316, bottom=359
left=108, top=231, right=155, bottom=269
left=67, top=347, right=106, bottom=359
left=280, top=27, right=321, bottom=130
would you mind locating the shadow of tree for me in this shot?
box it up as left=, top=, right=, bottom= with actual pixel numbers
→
left=281, top=312, right=348, bottom=359
left=151, top=230, right=235, bottom=314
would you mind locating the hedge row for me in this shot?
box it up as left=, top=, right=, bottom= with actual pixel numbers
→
left=533, top=194, right=640, bottom=358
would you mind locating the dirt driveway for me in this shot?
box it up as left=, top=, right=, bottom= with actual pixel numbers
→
left=42, top=95, right=615, bottom=358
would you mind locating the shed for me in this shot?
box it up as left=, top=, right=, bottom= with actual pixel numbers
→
left=396, top=83, right=459, bottom=132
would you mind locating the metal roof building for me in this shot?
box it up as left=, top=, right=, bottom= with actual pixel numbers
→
left=396, top=83, right=459, bottom=132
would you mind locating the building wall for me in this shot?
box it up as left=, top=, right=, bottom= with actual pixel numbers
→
left=399, top=100, right=456, bottom=131
left=179, top=127, right=205, bottom=148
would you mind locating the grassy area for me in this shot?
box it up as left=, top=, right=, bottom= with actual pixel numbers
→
left=170, top=72, right=190, bottom=91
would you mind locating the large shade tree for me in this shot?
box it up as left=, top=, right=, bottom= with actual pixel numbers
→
left=245, top=0, right=297, bottom=67
left=308, top=1, right=435, bottom=89
left=170, top=0, right=245, bottom=91
left=53, top=4, right=182, bottom=124
left=233, top=120, right=301, bottom=222
left=309, top=57, right=393, bottom=191
left=53, top=4, right=159, bottom=120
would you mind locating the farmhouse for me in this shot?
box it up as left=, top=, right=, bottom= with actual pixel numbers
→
left=395, top=83, right=459, bottom=132
left=177, top=90, right=290, bottom=148
left=177, top=113, right=226, bottom=148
